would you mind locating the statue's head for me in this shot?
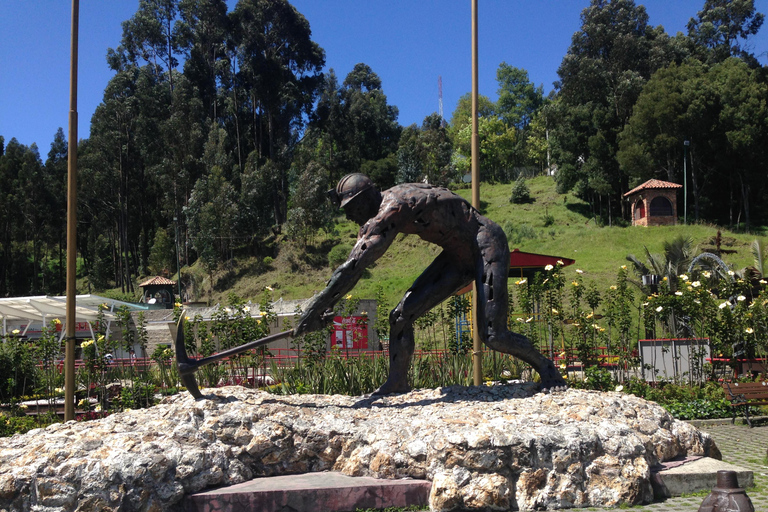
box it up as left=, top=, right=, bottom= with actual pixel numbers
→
left=328, top=173, right=382, bottom=225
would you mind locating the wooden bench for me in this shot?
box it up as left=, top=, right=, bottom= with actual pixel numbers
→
left=722, top=381, right=768, bottom=427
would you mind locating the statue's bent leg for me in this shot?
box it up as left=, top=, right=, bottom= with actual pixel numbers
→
left=476, top=221, right=566, bottom=392
left=484, top=331, right=566, bottom=392
left=374, top=251, right=472, bottom=395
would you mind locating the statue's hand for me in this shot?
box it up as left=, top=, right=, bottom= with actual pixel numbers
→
left=293, top=308, right=335, bottom=337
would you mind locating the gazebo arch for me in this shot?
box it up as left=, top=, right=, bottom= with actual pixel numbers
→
left=624, top=179, right=682, bottom=227
left=649, top=196, right=673, bottom=217
left=634, top=199, right=646, bottom=220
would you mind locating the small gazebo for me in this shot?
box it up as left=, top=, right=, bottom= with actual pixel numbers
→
left=624, top=179, right=682, bottom=227
left=138, top=276, right=177, bottom=308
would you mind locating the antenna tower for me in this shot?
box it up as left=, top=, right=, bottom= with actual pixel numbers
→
left=438, top=76, right=445, bottom=126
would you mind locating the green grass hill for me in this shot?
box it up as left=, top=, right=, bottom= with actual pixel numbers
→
left=183, top=175, right=763, bottom=310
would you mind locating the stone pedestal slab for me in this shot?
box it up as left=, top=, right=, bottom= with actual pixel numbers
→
left=651, top=456, right=753, bottom=499
left=185, top=472, right=430, bottom=512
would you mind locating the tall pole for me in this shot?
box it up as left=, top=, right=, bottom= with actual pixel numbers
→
left=470, top=0, right=482, bottom=386
left=683, top=140, right=690, bottom=225
left=174, top=216, right=182, bottom=301
left=64, top=0, right=80, bottom=422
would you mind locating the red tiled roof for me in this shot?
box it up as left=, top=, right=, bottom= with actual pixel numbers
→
left=139, top=276, right=176, bottom=287
left=624, top=179, right=682, bottom=197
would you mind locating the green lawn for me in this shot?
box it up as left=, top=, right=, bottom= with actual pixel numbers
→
left=190, top=175, right=762, bottom=310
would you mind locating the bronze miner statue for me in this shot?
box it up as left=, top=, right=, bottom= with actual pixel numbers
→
left=294, top=173, right=566, bottom=395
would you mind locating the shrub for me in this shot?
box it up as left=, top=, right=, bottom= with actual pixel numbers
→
left=0, top=411, right=59, bottom=438
left=328, top=244, right=352, bottom=267
left=662, top=398, right=733, bottom=420
left=503, top=222, right=538, bottom=246
left=0, top=335, right=39, bottom=402
left=542, top=209, right=555, bottom=227
left=581, top=366, right=615, bottom=391
left=509, top=178, right=532, bottom=204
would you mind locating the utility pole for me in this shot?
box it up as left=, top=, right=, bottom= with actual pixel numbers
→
left=470, top=0, right=482, bottom=386
left=174, top=216, right=182, bottom=302
left=683, top=140, right=690, bottom=224
left=64, top=0, right=79, bottom=422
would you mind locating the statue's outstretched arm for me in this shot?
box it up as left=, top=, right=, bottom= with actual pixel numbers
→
left=294, top=226, right=395, bottom=336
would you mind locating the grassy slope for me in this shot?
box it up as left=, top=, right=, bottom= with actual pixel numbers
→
left=198, top=176, right=761, bottom=308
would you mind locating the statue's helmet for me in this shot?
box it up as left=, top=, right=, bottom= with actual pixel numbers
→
left=328, top=173, right=374, bottom=209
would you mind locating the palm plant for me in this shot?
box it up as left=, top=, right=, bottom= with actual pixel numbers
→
left=739, top=239, right=767, bottom=282
left=627, top=235, right=698, bottom=337
left=626, top=235, right=697, bottom=293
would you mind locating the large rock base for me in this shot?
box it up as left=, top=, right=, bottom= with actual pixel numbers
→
left=0, top=384, right=719, bottom=511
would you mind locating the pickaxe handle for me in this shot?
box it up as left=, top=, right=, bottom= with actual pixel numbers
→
left=175, top=314, right=294, bottom=398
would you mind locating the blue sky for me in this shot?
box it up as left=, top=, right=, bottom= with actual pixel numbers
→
left=1, top=1, right=767, bottom=153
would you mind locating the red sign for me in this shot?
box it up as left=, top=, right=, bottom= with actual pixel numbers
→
left=16, top=321, right=97, bottom=338
left=332, top=316, right=368, bottom=349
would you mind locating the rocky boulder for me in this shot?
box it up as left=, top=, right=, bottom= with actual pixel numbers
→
left=0, top=383, right=719, bottom=511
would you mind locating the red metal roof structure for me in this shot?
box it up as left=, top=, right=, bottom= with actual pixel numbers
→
left=456, top=249, right=575, bottom=294
left=624, top=179, right=682, bottom=197
left=509, top=248, right=575, bottom=270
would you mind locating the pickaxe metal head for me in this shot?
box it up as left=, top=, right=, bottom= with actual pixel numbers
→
left=175, top=315, right=203, bottom=399
left=174, top=313, right=294, bottom=399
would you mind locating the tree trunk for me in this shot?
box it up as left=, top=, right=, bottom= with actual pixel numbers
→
left=740, top=175, right=750, bottom=233
left=690, top=148, right=700, bottom=222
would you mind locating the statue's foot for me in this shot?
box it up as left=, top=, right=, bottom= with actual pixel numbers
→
left=538, top=364, right=568, bottom=393
left=372, top=379, right=411, bottom=396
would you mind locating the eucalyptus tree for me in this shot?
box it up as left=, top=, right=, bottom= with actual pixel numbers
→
left=285, top=160, right=335, bottom=246
left=618, top=58, right=768, bottom=229
left=229, top=0, right=325, bottom=160
left=43, top=128, right=69, bottom=293
left=341, top=63, right=400, bottom=169
left=83, top=65, right=171, bottom=292
left=550, top=0, right=686, bottom=220
left=687, top=0, right=765, bottom=66
left=229, top=0, right=325, bottom=224
left=448, top=92, right=497, bottom=137
left=108, top=0, right=219, bottom=271
left=185, top=165, right=239, bottom=301
left=396, top=113, right=454, bottom=186
left=452, top=114, right=517, bottom=182
left=115, top=0, right=186, bottom=93
left=0, top=139, right=45, bottom=295
left=178, top=0, right=229, bottom=123
left=308, top=70, right=350, bottom=176
left=496, top=64, right=544, bottom=131
left=617, top=60, right=716, bottom=222
left=301, top=63, right=401, bottom=187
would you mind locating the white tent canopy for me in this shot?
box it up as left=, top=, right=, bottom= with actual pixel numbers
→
left=0, top=294, right=147, bottom=338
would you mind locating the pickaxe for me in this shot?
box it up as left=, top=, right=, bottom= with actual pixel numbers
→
left=175, top=315, right=293, bottom=399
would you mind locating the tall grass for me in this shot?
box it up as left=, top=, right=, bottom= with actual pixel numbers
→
left=268, top=349, right=527, bottom=396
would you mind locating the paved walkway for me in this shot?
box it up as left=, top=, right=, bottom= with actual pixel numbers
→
left=583, top=420, right=768, bottom=511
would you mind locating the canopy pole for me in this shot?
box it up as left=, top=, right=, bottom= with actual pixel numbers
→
left=64, top=0, right=79, bottom=422
left=470, top=0, right=482, bottom=387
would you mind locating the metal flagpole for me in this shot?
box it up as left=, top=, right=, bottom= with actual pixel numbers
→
left=470, top=0, right=482, bottom=386
left=64, top=0, right=79, bottom=422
